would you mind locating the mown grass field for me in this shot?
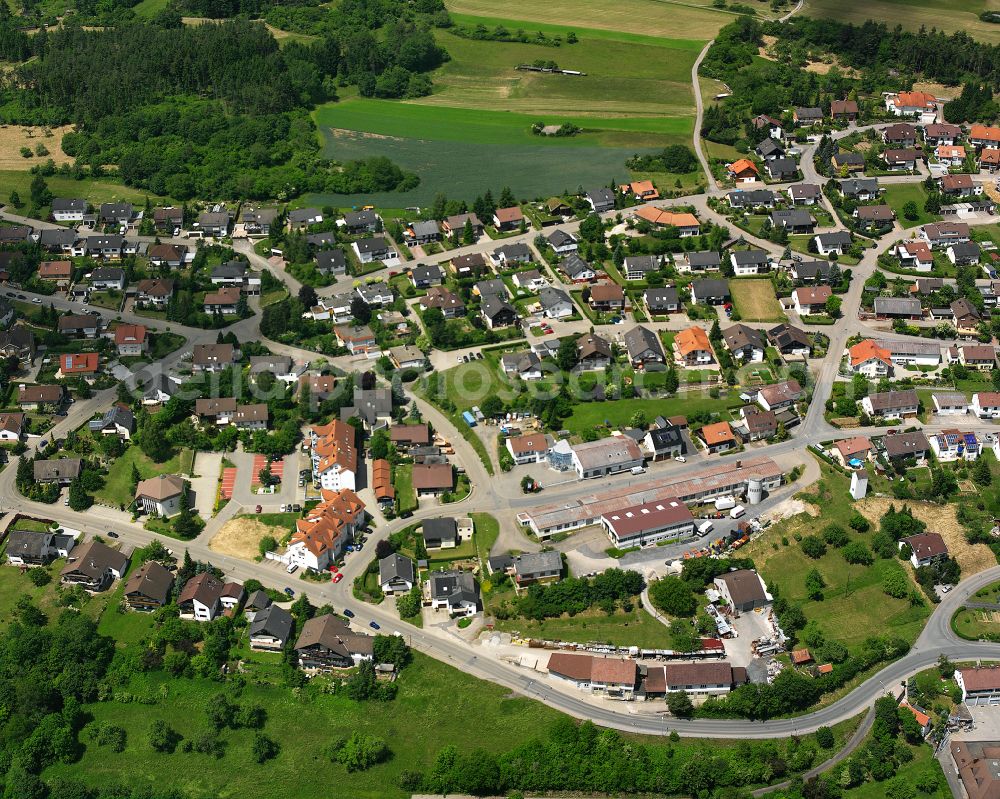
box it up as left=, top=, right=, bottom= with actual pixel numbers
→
left=445, top=0, right=734, bottom=39
left=493, top=605, right=671, bottom=648
left=563, top=394, right=737, bottom=435
left=423, top=23, right=699, bottom=121
left=730, top=279, right=787, bottom=322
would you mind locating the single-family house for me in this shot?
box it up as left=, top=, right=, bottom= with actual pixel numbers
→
left=379, top=553, right=415, bottom=595
left=623, top=325, right=666, bottom=367
left=123, top=561, right=174, bottom=612
left=814, top=231, right=853, bottom=256
left=861, top=389, right=919, bottom=419
left=730, top=250, right=769, bottom=276
left=644, top=287, right=680, bottom=315
left=674, top=325, right=714, bottom=365
left=700, top=421, right=737, bottom=453
left=60, top=540, right=129, bottom=592
left=723, top=324, right=765, bottom=363
left=295, top=614, right=373, bottom=670
left=792, top=285, right=832, bottom=316
left=429, top=570, right=479, bottom=617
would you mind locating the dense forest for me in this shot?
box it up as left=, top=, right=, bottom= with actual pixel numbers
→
left=0, top=0, right=447, bottom=199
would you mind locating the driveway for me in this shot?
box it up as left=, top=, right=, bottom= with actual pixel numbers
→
left=190, top=452, right=222, bottom=518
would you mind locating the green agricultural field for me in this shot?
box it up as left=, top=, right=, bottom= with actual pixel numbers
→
left=803, top=0, right=999, bottom=43
left=446, top=0, right=734, bottom=39
left=881, top=183, right=940, bottom=229
left=423, top=24, right=699, bottom=121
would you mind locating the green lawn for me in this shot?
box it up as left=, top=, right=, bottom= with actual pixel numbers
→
left=493, top=605, right=671, bottom=648
left=743, top=461, right=931, bottom=651
left=840, top=740, right=948, bottom=799
left=96, top=446, right=193, bottom=509
left=470, top=512, right=500, bottom=568
left=394, top=465, right=418, bottom=514
left=563, top=395, right=735, bottom=435
left=881, top=183, right=940, bottom=229
left=952, top=606, right=1000, bottom=640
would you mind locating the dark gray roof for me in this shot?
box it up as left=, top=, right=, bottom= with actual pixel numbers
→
left=816, top=231, right=853, bottom=247
left=423, top=517, right=457, bottom=544
left=34, top=458, right=82, bottom=481
left=793, top=261, right=832, bottom=280
left=378, top=553, right=415, bottom=586
left=512, top=550, right=562, bottom=579
left=289, top=207, right=322, bottom=224
left=732, top=250, right=768, bottom=266
left=623, top=255, right=659, bottom=274
left=355, top=237, right=390, bottom=255
left=249, top=604, right=294, bottom=642
left=767, top=157, right=798, bottom=175
left=52, top=198, right=86, bottom=212
left=547, top=230, right=577, bottom=247
left=756, top=138, right=785, bottom=157
left=316, top=249, right=346, bottom=271
left=211, top=261, right=248, bottom=279
left=645, top=287, right=678, bottom=308
left=623, top=325, right=664, bottom=359
left=839, top=178, right=879, bottom=196
left=539, top=286, right=572, bottom=309
left=728, top=189, right=776, bottom=207
left=687, top=251, right=721, bottom=267
left=771, top=209, right=814, bottom=228
left=7, top=531, right=50, bottom=559
left=429, top=570, right=479, bottom=605
left=950, top=241, right=982, bottom=259
left=561, top=253, right=592, bottom=277
left=343, top=209, right=376, bottom=227
left=692, top=278, right=730, bottom=297
left=481, top=294, right=516, bottom=321
left=246, top=590, right=272, bottom=611
left=646, top=423, right=685, bottom=452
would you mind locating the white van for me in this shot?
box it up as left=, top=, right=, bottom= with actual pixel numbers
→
left=286, top=563, right=298, bottom=574
left=630, top=466, right=646, bottom=475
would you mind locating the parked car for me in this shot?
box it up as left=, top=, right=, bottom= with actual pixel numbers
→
left=292, top=503, right=301, bottom=512
left=333, top=573, right=344, bottom=583
left=283, top=587, right=295, bottom=597
left=343, top=608, right=355, bottom=618
left=255, top=504, right=262, bottom=513
left=369, top=621, right=380, bottom=630
left=106, top=531, right=119, bottom=539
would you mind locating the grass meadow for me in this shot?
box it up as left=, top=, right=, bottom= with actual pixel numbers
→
left=743, top=462, right=932, bottom=651
left=729, top=278, right=787, bottom=322
left=445, top=0, right=734, bottom=39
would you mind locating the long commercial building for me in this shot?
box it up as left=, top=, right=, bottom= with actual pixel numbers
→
left=517, top=456, right=783, bottom=538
